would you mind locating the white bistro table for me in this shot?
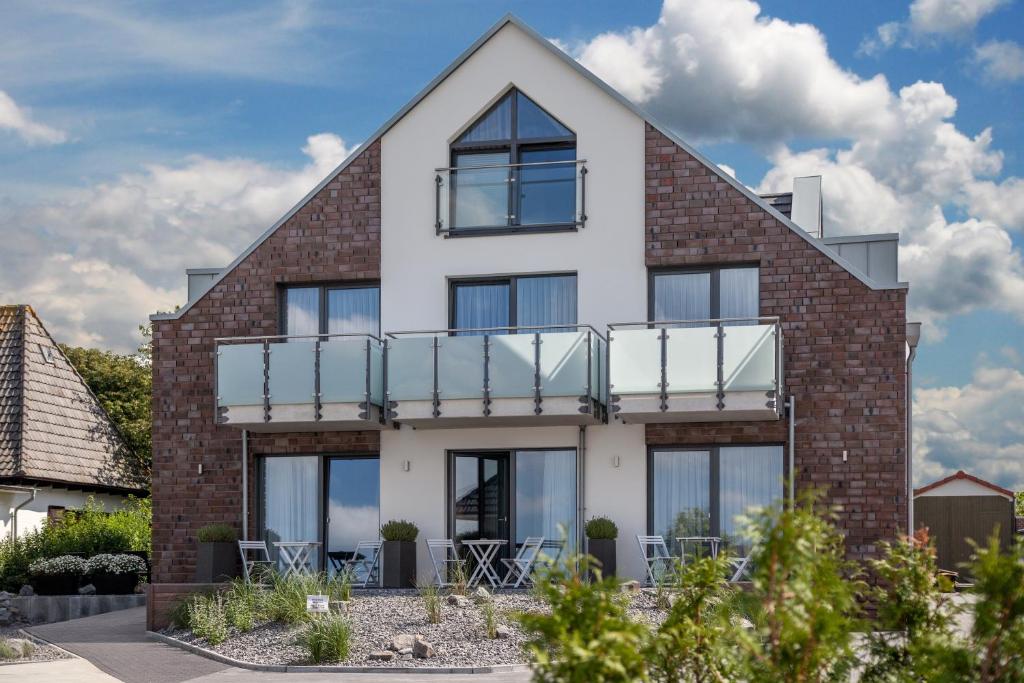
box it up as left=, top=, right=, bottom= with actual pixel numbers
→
left=676, top=536, right=721, bottom=562
left=273, top=541, right=321, bottom=577
left=462, top=539, right=507, bottom=589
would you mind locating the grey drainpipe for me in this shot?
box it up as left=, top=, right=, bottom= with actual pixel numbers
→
left=577, top=426, right=586, bottom=553
left=11, top=488, right=37, bottom=542
left=787, top=396, right=796, bottom=508
left=906, top=323, right=921, bottom=534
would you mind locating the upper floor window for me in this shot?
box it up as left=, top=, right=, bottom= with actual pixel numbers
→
left=282, top=283, right=380, bottom=337
left=447, top=89, right=579, bottom=233
left=650, top=265, right=759, bottom=326
left=450, top=273, right=577, bottom=335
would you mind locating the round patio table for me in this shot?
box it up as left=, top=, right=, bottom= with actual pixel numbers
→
left=462, top=539, right=507, bottom=589
left=273, top=541, right=321, bottom=577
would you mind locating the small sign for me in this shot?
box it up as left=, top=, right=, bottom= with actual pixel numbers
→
left=306, top=594, right=329, bottom=614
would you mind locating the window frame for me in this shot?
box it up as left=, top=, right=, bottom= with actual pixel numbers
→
left=646, top=443, right=786, bottom=540
left=447, top=272, right=578, bottom=333
left=278, top=281, right=381, bottom=337
left=449, top=88, right=577, bottom=235
left=647, top=264, right=761, bottom=324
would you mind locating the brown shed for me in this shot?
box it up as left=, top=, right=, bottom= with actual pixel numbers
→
left=914, top=471, right=1016, bottom=576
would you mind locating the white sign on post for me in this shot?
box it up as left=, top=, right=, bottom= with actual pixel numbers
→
left=306, top=594, right=329, bottom=614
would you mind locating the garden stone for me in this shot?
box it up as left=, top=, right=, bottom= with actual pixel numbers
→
left=78, top=584, right=97, bottom=595
left=389, top=634, right=417, bottom=651
left=18, top=585, right=33, bottom=597
left=412, top=637, right=435, bottom=659
left=473, top=587, right=491, bottom=601
left=495, top=625, right=512, bottom=639
left=446, top=594, right=472, bottom=608
left=620, top=580, right=640, bottom=593
left=368, top=650, right=395, bottom=662
left=398, top=647, right=413, bottom=656
left=0, top=591, right=12, bottom=600
left=400, top=653, right=413, bottom=661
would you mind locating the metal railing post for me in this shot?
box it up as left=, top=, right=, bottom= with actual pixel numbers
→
left=431, top=335, right=441, bottom=418
left=361, top=338, right=372, bottom=421
left=482, top=334, right=492, bottom=417
left=533, top=332, right=543, bottom=415
left=314, top=339, right=322, bottom=422
left=434, top=174, right=443, bottom=235
left=581, top=329, right=593, bottom=415
left=262, top=339, right=271, bottom=423
left=658, top=327, right=669, bottom=412
left=715, top=324, right=726, bottom=411
left=579, top=165, right=588, bottom=227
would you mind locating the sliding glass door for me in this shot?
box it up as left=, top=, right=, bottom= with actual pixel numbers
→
left=324, top=456, right=380, bottom=577
left=261, top=456, right=320, bottom=569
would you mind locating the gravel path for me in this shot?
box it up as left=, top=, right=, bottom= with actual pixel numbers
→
left=0, top=626, right=71, bottom=664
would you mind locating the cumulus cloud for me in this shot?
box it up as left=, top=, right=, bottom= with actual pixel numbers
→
left=973, top=39, right=1024, bottom=82
left=0, top=133, right=353, bottom=351
left=860, top=0, right=1010, bottom=55
left=914, top=365, right=1024, bottom=490
left=0, top=90, right=67, bottom=145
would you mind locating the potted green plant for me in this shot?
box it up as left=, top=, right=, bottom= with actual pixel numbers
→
left=29, top=556, right=86, bottom=595
left=85, top=554, right=147, bottom=594
left=380, top=520, right=418, bottom=588
left=195, top=523, right=238, bottom=583
left=585, top=517, right=618, bottom=579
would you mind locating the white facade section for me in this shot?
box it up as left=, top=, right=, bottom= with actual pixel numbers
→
left=379, top=21, right=649, bottom=581
left=916, top=479, right=1012, bottom=499
left=0, top=486, right=130, bottom=540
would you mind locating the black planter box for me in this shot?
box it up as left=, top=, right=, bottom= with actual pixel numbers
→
left=381, top=541, right=416, bottom=588
left=587, top=538, right=617, bottom=579
left=89, top=571, right=139, bottom=595
left=32, top=574, right=81, bottom=596
left=195, top=541, right=238, bottom=583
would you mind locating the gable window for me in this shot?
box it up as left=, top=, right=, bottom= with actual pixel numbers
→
left=650, top=265, right=759, bottom=326
left=282, top=283, right=380, bottom=337
left=450, top=274, right=577, bottom=334
left=446, top=89, right=580, bottom=233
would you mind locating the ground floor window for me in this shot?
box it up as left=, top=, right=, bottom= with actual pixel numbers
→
left=649, top=445, right=783, bottom=553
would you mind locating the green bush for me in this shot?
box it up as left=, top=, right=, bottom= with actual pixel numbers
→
left=188, top=594, right=228, bottom=645
left=380, top=519, right=418, bottom=542
left=299, top=615, right=351, bottom=663
left=224, top=579, right=267, bottom=632
left=584, top=516, right=618, bottom=540
left=197, top=524, right=237, bottom=543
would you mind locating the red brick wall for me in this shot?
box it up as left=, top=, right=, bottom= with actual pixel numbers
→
left=644, top=125, right=908, bottom=560
left=151, top=142, right=382, bottom=584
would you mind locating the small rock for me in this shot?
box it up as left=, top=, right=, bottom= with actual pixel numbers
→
left=473, top=586, right=491, bottom=601
left=619, top=580, right=640, bottom=593
left=0, top=591, right=13, bottom=600
left=398, top=647, right=412, bottom=656
left=412, top=637, right=435, bottom=659
left=400, top=653, right=413, bottom=661
left=18, top=585, right=33, bottom=597
left=389, top=634, right=417, bottom=652
left=368, top=650, right=395, bottom=661
left=446, top=594, right=472, bottom=608
left=495, top=625, right=512, bottom=639
left=78, top=584, right=96, bottom=596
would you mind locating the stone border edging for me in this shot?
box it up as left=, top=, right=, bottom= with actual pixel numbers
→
left=146, top=631, right=531, bottom=675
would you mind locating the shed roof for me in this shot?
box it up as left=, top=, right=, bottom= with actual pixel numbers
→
left=914, top=470, right=1014, bottom=499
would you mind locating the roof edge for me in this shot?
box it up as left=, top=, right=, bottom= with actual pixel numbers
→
left=914, top=470, right=1014, bottom=498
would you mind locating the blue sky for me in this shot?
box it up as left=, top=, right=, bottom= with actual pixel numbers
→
left=1, top=0, right=1022, bottom=488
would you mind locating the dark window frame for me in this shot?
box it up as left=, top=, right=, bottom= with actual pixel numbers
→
left=646, top=443, right=786, bottom=540
left=647, top=264, right=761, bottom=323
left=447, top=272, right=578, bottom=332
left=278, top=281, right=381, bottom=336
left=449, top=88, right=577, bottom=234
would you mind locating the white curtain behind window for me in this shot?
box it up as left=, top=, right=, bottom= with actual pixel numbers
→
left=328, top=287, right=379, bottom=335
left=516, top=275, right=577, bottom=332
left=454, top=283, right=510, bottom=335
left=652, top=450, right=711, bottom=541
left=719, top=445, right=783, bottom=551
left=515, top=449, right=576, bottom=550
left=719, top=267, right=759, bottom=323
left=653, top=272, right=711, bottom=327
left=262, top=456, right=319, bottom=568
left=286, top=288, right=320, bottom=336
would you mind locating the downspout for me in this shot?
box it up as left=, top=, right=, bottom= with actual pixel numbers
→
left=906, top=323, right=921, bottom=534
left=241, top=429, right=249, bottom=542
left=577, top=426, right=586, bottom=553
left=787, top=396, right=796, bottom=509
left=11, top=488, right=37, bottom=542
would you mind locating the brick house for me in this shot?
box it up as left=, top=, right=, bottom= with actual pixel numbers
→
left=150, top=15, right=914, bottom=608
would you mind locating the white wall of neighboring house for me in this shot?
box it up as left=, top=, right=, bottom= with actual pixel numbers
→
left=916, top=479, right=1013, bottom=499
left=0, top=487, right=130, bottom=540
left=379, top=21, right=649, bottom=581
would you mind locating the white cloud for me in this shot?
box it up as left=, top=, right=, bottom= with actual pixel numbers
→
left=973, top=39, right=1024, bottom=82
left=914, top=365, right=1024, bottom=491
left=0, top=133, right=353, bottom=351
left=860, top=0, right=1010, bottom=55
left=0, top=90, right=67, bottom=145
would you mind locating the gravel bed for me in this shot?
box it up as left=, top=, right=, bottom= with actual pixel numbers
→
left=164, top=588, right=672, bottom=669
left=0, top=627, right=70, bottom=664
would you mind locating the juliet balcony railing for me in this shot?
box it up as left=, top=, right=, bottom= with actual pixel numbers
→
left=435, top=159, right=587, bottom=235
left=607, top=318, right=783, bottom=423
left=215, top=333, right=386, bottom=431
left=385, top=324, right=607, bottom=428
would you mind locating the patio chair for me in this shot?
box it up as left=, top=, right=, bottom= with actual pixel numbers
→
left=341, top=540, right=382, bottom=588
left=729, top=550, right=754, bottom=582
left=238, top=540, right=273, bottom=584
left=539, top=538, right=566, bottom=565
left=500, top=536, right=544, bottom=589
left=637, top=535, right=677, bottom=586
left=425, top=539, right=465, bottom=587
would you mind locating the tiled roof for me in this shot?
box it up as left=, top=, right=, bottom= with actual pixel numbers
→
left=0, top=305, right=145, bottom=492
left=759, top=192, right=793, bottom=219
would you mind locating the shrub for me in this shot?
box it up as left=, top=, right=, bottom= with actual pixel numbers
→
left=419, top=581, right=442, bottom=624
left=224, top=579, right=267, bottom=632
left=299, top=615, right=351, bottom=664
left=584, top=516, right=618, bottom=540
left=264, top=571, right=352, bottom=625
left=197, top=524, right=237, bottom=543
left=85, top=553, right=148, bottom=575
left=0, top=640, right=17, bottom=660
left=28, top=555, right=87, bottom=576
left=168, top=595, right=197, bottom=630
left=380, top=520, right=418, bottom=542
left=189, top=594, right=229, bottom=645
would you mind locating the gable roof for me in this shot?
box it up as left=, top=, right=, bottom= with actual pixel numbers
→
left=914, top=470, right=1014, bottom=499
left=0, top=305, right=145, bottom=493
left=153, top=14, right=907, bottom=323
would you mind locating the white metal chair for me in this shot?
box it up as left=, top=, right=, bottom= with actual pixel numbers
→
left=539, top=538, right=566, bottom=565
left=500, top=536, right=544, bottom=589
left=729, top=548, right=755, bottom=582
left=426, top=539, right=463, bottom=587
left=637, top=535, right=677, bottom=586
left=342, top=540, right=382, bottom=588
left=238, top=540, right=273, bottom=584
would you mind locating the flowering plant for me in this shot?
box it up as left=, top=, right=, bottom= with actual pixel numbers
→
left=85, top=554, right=147, bottom=575
left=28, top=555, right=87, bottom=576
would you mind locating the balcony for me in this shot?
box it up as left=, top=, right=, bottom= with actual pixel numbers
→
left=385, top=325, right=607, bottom=428
left=434, top=159, right=587, bottom=236
left=608, top=318, right=782, bottom=423
left=215, top=333, right=386, bottom=432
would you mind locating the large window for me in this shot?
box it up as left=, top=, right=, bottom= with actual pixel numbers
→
left=450, top=274, right=577, bottom=334
left=649, top=445, right=783, bottom=553
left=281, top=283, right=380, bottom=336
left=260, top=455, right=320, bottom=569
left=450, top=88, right=577, bottom=232
left=650, top=266, right=759, bottom=326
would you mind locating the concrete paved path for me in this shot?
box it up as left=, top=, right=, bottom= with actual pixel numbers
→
left=25, top=606, right=532, bottom=683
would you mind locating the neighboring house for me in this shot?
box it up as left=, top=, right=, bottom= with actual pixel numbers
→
left=914, top=470, right=1016, bottom=573
left=0, top=305, right=146, bottom=539
left=149, top=16, right=914, bottom=594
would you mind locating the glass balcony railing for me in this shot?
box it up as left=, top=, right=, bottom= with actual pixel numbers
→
left=434, top=159, right=587, bottom=235
left=608, top=318, right=782, bottom=422
left=385, top=324, right=607, bottom=427
left=215, top=333, right=385, bottom=430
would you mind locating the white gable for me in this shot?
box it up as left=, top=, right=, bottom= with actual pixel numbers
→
left=916, top=478, right=1012, bottom=499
